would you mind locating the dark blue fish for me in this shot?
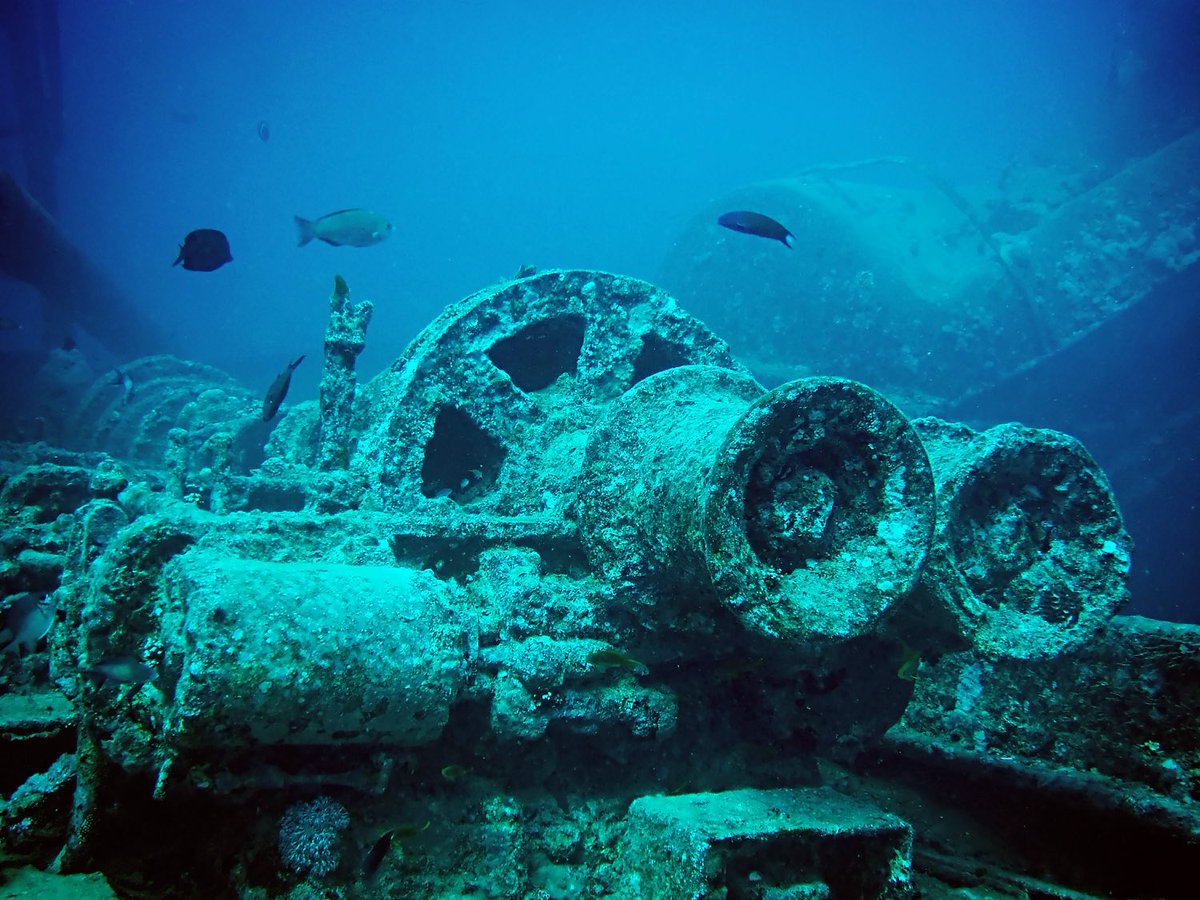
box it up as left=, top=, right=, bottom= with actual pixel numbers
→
left=262, top=355, right=305, bottom=421
left=174, top=229, right=233, bottom=272
left=257, top=120, right=270, bottom=142
left=717, top=211, right=795, bottom=248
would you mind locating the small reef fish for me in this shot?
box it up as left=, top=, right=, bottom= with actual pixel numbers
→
left=362, top=821, right=429, bottom=876
left=717, top=210, right=795, bottom=248
left=361, top=829, right=393, bottom=878
left=84, top=655, right=157, bottom=686
left=295, top=209, right=392, bottom=248
left=440, top=764, right=469, bottom=782
left=1, top=593, right=55, bottom=655
left=896, top=643, right=922, bottom=682
left=173, top=228, right=233, bottom=272
left=111, top=368, right=134, bottom=405
left=391, top=821, right=430, bottom=841
left=256, top=120, right=270, bottom=142
left=0, top=316, right=20, bottom=331
left=587, top=647, right=649, bottom=676
left=262, top=355, right=305, bottom=422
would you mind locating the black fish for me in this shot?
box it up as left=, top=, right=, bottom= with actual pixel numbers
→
left=263, top=355, right=305, bottom=421
left=61, top=335, right=77, bottom=351
left=257, top=120, right=270, bottom=142
left=361, top=829, right=393, bottom=878
left=0, top=316, right=19, bottom=331
left=717, top=211, right=795, bottom=248
left=173, top=229, right=233, bottom=272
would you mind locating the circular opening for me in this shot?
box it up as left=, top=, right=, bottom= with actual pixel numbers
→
left=949, top=445, right=1105, bottom=627
left=745, top=425, right=886, bottom=573
left=705, top=377, right=936, bottom=644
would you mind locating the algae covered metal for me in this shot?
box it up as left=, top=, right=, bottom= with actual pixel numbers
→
left=352, top=269, right=743, bottom=516
left=580, top=368, right=936, bottom=644
left=890, top=418, right=1133, bottom=659
left=0, top=266, right=1168, bottom=897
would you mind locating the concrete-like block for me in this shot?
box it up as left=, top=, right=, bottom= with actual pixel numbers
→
left=619, top=787, right=912, bottom=899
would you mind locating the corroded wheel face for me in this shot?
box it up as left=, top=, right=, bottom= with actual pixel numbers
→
left=941, top=423, right=1132, bottom=658
left=72, top=355, right=256, bottom=467
left=704, top=377, right=936, bottom=644
left=353, top=270, right=743, bottom=516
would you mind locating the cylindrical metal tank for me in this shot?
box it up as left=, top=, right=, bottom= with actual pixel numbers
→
left=577, top=366, right=764, bottom=597
left=579, top=368, right=937, bottom=644
left=160, top=552, right=467, bottom=750
left=889, top=418, right=1133, bottom=658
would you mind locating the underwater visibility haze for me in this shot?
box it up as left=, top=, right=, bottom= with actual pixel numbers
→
left=1, top=1, right=1199, bottom=897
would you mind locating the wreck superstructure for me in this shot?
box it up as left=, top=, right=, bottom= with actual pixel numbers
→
left=2, top=258, right=1191, bottom=899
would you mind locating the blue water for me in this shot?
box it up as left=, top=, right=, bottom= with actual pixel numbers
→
left=3, top=0, right=1198, bottom=623
left=32, top=0, right=1120, bottom=375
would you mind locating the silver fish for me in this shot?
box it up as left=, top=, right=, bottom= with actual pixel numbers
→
left=111, top=368, right=134, bottom=405
left=1, top=593, right=55, bottom=655
left=84, top=656, right=158, bottom=686
left=294, top=209, right=392, bottom=248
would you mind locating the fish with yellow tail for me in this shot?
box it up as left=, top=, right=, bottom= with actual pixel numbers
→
left=896, top=642, right=922, bottom=682
left=587, top=647, right=649, bottom=677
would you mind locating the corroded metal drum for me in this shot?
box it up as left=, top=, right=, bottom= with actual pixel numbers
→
left=162, top=552, right=466, bottom=750
left=580, top=369, right=937, bottom=644
left=706, top=377, right=936, bottom=643
left=894, top=418, right=1133, bottom=658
